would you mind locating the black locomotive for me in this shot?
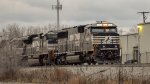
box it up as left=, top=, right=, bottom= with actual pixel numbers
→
left=16, top=21, right=120, bottom=65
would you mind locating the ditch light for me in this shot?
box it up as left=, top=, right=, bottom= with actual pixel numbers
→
left=137, top=25, right=143, bottom=33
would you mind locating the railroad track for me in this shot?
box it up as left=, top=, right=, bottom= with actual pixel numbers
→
left=28, top=64, right=150, bottom=68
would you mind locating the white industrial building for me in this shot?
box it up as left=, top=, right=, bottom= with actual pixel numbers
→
left=120, top=22, right=150, bottom=64
left=120, top=33, right=138, bottom=64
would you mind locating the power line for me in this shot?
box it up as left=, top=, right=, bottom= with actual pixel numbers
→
left=52, top=0, right=62, bottom=29
left=138, top=12, right=150, bottom=23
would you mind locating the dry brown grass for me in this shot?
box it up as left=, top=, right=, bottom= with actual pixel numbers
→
left=0, top=68, right=73, bottom=83
left=0, top=67, right=150, bottom=84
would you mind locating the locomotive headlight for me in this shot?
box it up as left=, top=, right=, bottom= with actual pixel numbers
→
left=138, top=25, right=143, bottom=33
left=103, top=45, right=105, bottom=48
left=115, top=45, right=117, bottom=48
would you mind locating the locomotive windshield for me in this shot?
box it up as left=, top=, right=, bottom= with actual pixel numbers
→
left=91, top=27, right=117, bottom=34
left=46, top=34, right=57, bottom=44
left=106, top=28, right=117, bottom=33
left=91, top=28, right=105, bottom=33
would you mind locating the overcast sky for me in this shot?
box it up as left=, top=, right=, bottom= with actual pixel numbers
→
left=0, top=0, right=150, bottom=30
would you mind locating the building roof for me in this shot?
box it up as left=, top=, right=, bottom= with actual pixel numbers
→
left=138, top=22, right=150, bottom=25
left=120, top=33, right=138, bottom=36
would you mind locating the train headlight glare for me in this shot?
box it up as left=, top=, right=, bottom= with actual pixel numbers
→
left=138, top=25, right=143, bottom=33
left=115, top=45, right=117, bottom=48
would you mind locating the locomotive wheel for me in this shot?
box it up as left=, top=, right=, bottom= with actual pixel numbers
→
left=21, top=56, right=29, bottom=66
left=87, top=59, right=92, bottom=65
left=39, top=55, right=44, bottom=66
left=92, top=59, right=96, bottom=65
left=85, top=56, right=92, bottom=65
left=39, top=59, right=43, bottom=65
left=60, top=56, right=67, bottom=65
left=55, top=58, right=61, bottom=65
left=56, top=58, right=66, bottom=65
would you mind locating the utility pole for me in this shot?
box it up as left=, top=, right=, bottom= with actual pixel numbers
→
left=138, top=12, right=150, bottom=23
left=0, top=36, right=2, bottom=42
left=52, top=0, right=62, bottom=29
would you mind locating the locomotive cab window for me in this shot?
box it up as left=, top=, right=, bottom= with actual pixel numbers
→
left=46, top=34, right=58, bottom=44
left=91, top=28, right=105, bottom=33
left=57, top=31, right=68, bottom=39
left=91, top=27, right=117, bottom=34
left=78, top=26, right=85, bottom=33
left=48, top=39, right=57, bottom=44
left=46, top=34, right=57, bottom=39
left=106, top=28, right=117, bottom=33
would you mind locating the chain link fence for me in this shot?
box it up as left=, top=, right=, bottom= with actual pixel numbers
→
left=122, top=52, right=150, bottom=64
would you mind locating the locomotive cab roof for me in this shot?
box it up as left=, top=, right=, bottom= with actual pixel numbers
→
left=87, top=21, right=117, bottom=28
left=57, top=21, right=117, bottom=33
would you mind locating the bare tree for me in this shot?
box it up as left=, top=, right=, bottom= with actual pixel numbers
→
left=1, top=23, right=24, bottom=40
left=129, top=25, right=138, bottom=34
left=0, top=23, right=24, bottom=75
left=118, top=29, right=124, bottom=35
